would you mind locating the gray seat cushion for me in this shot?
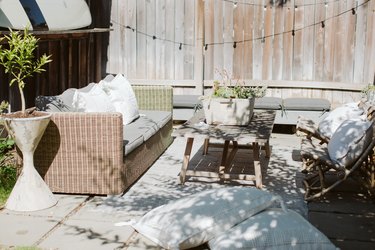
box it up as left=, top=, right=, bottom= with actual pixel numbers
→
left=173, top=95, right=201, bottom=108
left=254, top=97, right=283, bottom=110
left=123, top=110, right=171, bottom=155
left=283, top=98, right=331, bottom=111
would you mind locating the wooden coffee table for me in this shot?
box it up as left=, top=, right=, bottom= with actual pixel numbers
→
left=172, top=110, right=276, bottom=188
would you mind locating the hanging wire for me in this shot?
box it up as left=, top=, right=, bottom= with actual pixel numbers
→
left=223, top=0, right=342, bottom=8
left=110, top=20, right=195, bottom=48
left=110, top=0, right=371, bottom=50
left=204, top=0, right=370, bottom=50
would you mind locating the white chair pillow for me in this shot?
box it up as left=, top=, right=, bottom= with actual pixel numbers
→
left=318, top=105, right=364, bottom=139
left=132, top=187, right=285, bottom=250
left=72, top=84, right=116, bottom=112
left=328, top=118, right=373, bottom=167
left=99, top=74, right=139, bottom=125
left=208, top=208, right=337, bottom=250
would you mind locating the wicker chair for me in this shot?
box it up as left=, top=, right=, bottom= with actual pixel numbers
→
left=300, top=119, right=375, bottom=201
left=296, top=101, right=374, bottom=145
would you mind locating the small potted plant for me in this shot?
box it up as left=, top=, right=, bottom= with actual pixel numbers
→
left=201, top=69, right=267, bottom=125
left=0, top=28, right=56, bottom=211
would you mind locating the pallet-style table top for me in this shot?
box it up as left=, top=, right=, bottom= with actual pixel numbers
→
left=172, top=110, right=276, bottom=144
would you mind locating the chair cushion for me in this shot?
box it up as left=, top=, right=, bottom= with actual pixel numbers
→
left=140, top=110, right=172, bottom=129
left=283, top=98, right=331, bottom=111
left=123, top=110, right=171, bottom=155
left=254, top=97, right=283, bottom=110
left=208, top=208, right=337, bottom=250
left=318, top=105, right=364, bottom=139
left=99, top=74, right=140, bottom=125
left=173, top=95, right=201, bottom=108
left=132, top=187, right=284, bottom=250
left=72, top=84, right=116, bottom=112
left=328, top=118, right=373, bottom=167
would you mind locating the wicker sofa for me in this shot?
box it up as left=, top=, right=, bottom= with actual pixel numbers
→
left=34, top=85, right=173, bottom=195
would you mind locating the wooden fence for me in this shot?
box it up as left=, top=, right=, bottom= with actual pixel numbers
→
left=0, top=0, right=374, bottom=110
left=108, top=0, right=375, bottom=104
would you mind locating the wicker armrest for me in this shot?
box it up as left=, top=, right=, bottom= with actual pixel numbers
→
left=35, top=112, right=125, bottom=194
left=296, top=116, right=318, bottom=134
left=296, top=116, right=329, bottom=144
left=133, top=85, right=173, bottom=112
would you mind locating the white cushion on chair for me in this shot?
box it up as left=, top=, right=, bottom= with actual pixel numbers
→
left=99, top=74, right=139, bottom=125
left=328, top=118, right=373, bottom=167
left=318, top=105, right=364, bottom=138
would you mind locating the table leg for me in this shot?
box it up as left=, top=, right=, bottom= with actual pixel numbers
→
left=225, top=141, right=238, bottom=168
left=219, top=140, right=230, bottom=177
left=265, top=140, right=271, bottom=158
left=180, top=137, right=194, bottom=184
left=203, top=138, right=210, bottom=155
left=252, top=142, right=262, bottom=188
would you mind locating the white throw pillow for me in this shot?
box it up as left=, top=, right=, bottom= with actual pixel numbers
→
left=132, top=187, right=285, bottom=250
left=99, top=74, right=139, bottom=125
left=328, top=118, right=373, bottom=167
left=72, top=84, right=116, bottom=112
left=318, top=105, right=364, bottom=138
left=208, top=208, right=337, bottom=250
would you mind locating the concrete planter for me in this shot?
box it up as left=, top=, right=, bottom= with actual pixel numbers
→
left=202, top=98, right=255, bottom=126
left=3, top=112, right=57, bottom=211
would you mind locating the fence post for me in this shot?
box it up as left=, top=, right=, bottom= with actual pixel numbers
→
left=194, top=0, right=205, bottom=95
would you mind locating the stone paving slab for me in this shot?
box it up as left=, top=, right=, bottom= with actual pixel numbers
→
left=0, top=195, right=88, bottom=248
left=39, top=219, right=134, bottom=250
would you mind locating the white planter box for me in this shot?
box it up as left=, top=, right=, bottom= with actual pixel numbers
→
left=202, top=98, right=255, bottom=125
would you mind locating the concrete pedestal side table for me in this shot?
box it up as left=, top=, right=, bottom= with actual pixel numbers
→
left=4, top=113, right=57, bottom=211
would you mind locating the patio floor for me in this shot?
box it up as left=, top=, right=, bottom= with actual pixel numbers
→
left=0, top=131, right=374, bottom=249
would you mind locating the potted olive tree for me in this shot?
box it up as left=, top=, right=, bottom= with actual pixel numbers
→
left=201, top=69, right=267, bottom=125
left=0, top=28, right=56, bottom=211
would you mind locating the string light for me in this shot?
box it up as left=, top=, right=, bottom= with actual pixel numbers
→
left=110, top=0, right=370, bottom=52
left=111, top=20, right=195, bottom=47
left=203, top=0, right=369, bottom=49
left=222, top=0, right=342, bottom=8
left=125, top=25, right=134, bottom=32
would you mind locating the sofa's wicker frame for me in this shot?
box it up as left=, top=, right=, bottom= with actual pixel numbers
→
left=34, top=85, right=173, bottom=195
